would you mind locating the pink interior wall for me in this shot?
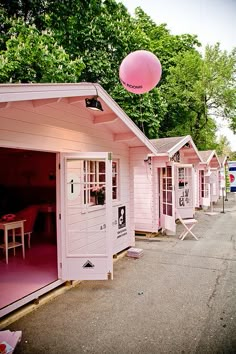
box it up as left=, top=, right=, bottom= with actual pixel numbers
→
left=0, top=149, right=56, bottom=187
left=0, top=148, right=56, bottom=214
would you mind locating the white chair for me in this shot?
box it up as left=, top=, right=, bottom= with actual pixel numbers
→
left=12, top=205, right=39, bottom=248
left=176, top=212, right=198, bottom=241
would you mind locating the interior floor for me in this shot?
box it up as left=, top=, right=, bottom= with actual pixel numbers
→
left=0, top=235, right=58, bottom=309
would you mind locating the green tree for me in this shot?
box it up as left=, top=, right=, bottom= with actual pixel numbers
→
left=203, top=44, right=236, bottom=134
left=159, top=44, right=236, bottom=150
left=215, top=135, right=231, bottom=157
left=229, top=151, right=236, bottom=160
left=159, top=51, right=209, bottom=142
left=3, top=1, right=234, bottom=145
left=0, top=17, right=85, bottom=83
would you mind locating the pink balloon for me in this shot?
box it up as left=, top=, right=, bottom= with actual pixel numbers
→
left=119, top=50, right=162, bottom=94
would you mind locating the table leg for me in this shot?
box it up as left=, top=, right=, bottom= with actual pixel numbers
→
left=13, top=229, right=16, bottom=256
left=21, top=226, right=25, bottom=259
left=5, top=230, right=8, bottom=265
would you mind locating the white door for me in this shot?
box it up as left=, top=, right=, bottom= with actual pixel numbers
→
left=59, top=152, right=113, bottom=281
left=160, top=164, right=176, bottom=233
left=200, top=170, right=210, bottom=207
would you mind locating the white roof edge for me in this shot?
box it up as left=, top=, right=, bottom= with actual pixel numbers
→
left=0, top=82, right=158, bottom=155
left=211, top=150, right=221, bottom=167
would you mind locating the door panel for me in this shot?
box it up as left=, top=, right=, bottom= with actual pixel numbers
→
left=160, top=165, right=176, bottom=233
left=60, top=152, right=113, bottom=281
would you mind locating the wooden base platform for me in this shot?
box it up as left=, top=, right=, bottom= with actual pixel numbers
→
left=135, top=230, right=161, bottom=239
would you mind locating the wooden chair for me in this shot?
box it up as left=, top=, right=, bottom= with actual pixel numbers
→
left=176, top=211, right=198, bottom=241
left=13, top=205, right=39, bottom=248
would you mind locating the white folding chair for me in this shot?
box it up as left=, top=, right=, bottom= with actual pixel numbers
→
left=176, top=212, right=198, bottom=241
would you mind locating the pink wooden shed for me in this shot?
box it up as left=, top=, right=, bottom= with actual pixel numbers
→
left=197, top=150, right=221, bottom=209
left=0, top=83, right=157, bottom=317
left=130, top=135, right=202, bottom=235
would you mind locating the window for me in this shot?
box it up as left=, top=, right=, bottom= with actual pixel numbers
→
left=177, top=167, right=192, bottom=207
left=200, top=170, right=209, bottom=198
left=162, top=166, right=173, bottom=216
left=112, top=161, right=118, bottom=200
left=83, top=160, right=119, bottom=206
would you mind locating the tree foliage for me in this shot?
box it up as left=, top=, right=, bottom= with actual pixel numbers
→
left=0, top=11, right=85, bottom=83
left=0, top=0, right=235, bottom=151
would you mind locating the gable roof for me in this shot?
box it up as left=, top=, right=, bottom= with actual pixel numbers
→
left=150, top=136, right=185, bottom=153
left=199, top=150, right=221, bottom=167
left=0, top=82, right=158, bottom=154
left=150, top=135, right=203, bottom=163
left=198, top=150, right=213, bottom=163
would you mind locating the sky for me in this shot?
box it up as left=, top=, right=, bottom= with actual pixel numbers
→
left=119, top=0, right=236, bottom=150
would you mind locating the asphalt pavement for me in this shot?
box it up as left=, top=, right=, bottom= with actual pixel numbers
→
left=7, top=193, right=236, bottom=353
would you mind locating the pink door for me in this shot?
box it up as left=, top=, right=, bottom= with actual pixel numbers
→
left=59, top=152, right=113, bottom=281
left=160, top=164, right=176, bottom=233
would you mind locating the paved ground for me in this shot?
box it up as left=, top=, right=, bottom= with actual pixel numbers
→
left=7, top=193, right=236, bottom=353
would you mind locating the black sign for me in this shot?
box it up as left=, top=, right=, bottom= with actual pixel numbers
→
left=118, top=206, right=126, bottom=229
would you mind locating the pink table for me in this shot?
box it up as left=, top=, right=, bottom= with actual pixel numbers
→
left=0, top=219, right=26, bottom=264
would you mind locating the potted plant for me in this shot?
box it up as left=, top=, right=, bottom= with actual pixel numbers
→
left=90, top=185, right=106, bottom=205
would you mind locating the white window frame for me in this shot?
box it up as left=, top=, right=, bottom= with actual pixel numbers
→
left=200, top=170, right=209, bottom=199
left=112, top=160, right=119, bottom=201
left=83, top=159, right=119, bottom=206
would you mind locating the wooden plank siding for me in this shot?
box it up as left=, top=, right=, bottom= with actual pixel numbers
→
left=130, top=147, right=160, bottom=233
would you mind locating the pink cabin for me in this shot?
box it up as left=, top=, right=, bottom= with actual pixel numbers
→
left=131, top=135, right=202, bottom=235
left=197, top=150, right=221, bottom=209
left=0, top=83, right=158, bottom=317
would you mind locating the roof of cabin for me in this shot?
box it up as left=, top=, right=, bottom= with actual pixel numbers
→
left=150, top=136, right=186, bottom=153
left=0, top=83, right=158, bottom=154
left=150, top=135, right=203, bottom=163
left=198, top=150, right=213, bottom=163
left=198, top=150, right=221, bottom=168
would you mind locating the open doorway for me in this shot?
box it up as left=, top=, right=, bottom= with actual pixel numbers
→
left=0, top=147, right=58, bottom=310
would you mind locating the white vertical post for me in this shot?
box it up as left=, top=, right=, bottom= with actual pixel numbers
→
left=106, top=152, right=113, bottom=279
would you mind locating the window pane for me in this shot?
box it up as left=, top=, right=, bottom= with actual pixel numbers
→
left=167, top=191, right=172, bottom=203
left=167, top=178, right=172, bottom=190
left=112, top=176, right=117, bottom=186
left=163, top=190, right=166, bottom=203
left=163, top=179, right=167, bottom=190
left=99, top=174, right=105, bottom=183
left=112, top=187, right=117, bottom=199
left=167, top=204, right=172, bottom=216
left=163, top=204, right=166, bottom=215
left=167, top=167, right=172, bottom=177
left=99, top=161, right=105, bottom=173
